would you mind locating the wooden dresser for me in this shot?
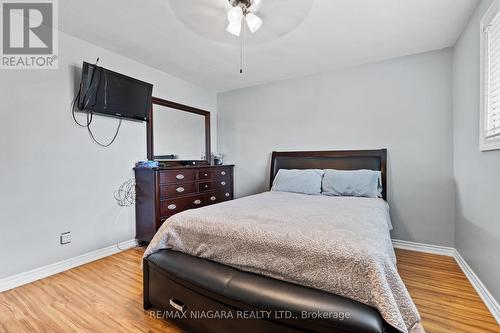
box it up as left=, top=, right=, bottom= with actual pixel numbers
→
left=134, top=165, right=234, bottom=243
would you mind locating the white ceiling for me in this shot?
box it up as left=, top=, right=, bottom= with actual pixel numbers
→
left=59, top=0, right=478, bottom=92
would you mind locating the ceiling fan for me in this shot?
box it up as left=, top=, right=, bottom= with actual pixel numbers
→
left=226, top=0, right=263, bottom=36
left=225, top=0, right=263, bottom=73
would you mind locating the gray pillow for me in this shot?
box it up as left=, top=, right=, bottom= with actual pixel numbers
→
left=271, top=169, right=324, bottom=195
left=322, top=169, right=381, bottom=198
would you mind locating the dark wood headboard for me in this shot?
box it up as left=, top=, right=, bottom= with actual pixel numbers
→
left=270, top=149, right=387, bottom=200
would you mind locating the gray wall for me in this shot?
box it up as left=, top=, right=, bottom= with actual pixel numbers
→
left=218, top=49, right=455, bottom=246
left=0, top=31, right=216, bottom=279
left=453, top=0, right=500, bottom=300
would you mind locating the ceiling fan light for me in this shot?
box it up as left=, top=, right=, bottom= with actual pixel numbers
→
left=245, top=12, right=263, bottom=33
left=226, top=22, right=242, bottom=36
left=227, top=6, right=243, bottom=24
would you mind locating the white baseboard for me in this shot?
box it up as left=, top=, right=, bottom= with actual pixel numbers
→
left=0, top=239, right=138, bottom=293
left=393, top=239, right=500, bottom=325
left=453, top=249, right=500, bottom=324
left=392, top=239, right=455, bottom=256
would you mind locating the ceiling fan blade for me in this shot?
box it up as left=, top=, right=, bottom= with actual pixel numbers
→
left=247, top=0, right=262, bottom=13
left=245, top=12, right=263, bottom=33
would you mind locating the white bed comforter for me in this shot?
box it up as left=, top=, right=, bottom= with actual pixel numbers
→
left=144, top=191, right=422, bottom=333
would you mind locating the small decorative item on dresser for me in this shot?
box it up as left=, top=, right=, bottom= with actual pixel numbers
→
left=211, top=152, right=224, bottom=165
left=134, top=164, right=234, bottom=244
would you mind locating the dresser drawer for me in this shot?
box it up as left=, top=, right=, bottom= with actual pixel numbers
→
left=160, top=182, right=197, bottom=198
left=160, top=194, right=205, bottom=217
left=199, top=181, right=214, bottom=192
left=213, top=178, right=230, bottom=189
left=198, top=170, right=212, bottom=180
left=159, top=170, right=197, bottom=184
left=206, top=189, right=232, bottom=204
left=199, top=178, right=231, bottom=192
left=214, top=168, right=231, bottom=179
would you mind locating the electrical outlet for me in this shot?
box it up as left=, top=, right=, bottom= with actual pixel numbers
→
left=60, top=232, right=71, bottom=245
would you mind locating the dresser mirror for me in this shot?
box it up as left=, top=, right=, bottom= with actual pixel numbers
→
left=147, top=97, right=211, bottom=164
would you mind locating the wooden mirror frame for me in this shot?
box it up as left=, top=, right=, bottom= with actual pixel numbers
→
left=147, top=97, right=211, bottom=165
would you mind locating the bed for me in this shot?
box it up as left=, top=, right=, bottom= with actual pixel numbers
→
left=142, top=150, right=423, bottom=333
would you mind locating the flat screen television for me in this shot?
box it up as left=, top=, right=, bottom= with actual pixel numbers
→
left=78, top=62, right=153, bottom=121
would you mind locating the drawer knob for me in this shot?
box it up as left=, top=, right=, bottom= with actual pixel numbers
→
left=221, top=171, right=226, bottom=176
left=225, top=193, right=230, bottom=197
left=176, top=187, right=185, bottom=193
left=176, top=174, right=185, bottom=180
left=204, top=173, right=208, bottom=177
left=221, top=181, right=226, bottom=186
left=210, top=196, right=216, bottom=201
left=194, top=199, right=202, bottom=205
left=204, top=184, right=209, bottom=188
left=167, top=204, right=177, bottom=210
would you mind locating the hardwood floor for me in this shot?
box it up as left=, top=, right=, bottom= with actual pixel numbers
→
left=0, top=248, right=498, bottom=333
left=396, top=249, right=499, bottom=333
left=0, top=248, right=177, bottom=333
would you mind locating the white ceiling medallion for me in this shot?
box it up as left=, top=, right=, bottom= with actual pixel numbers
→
left=168, top=0, right=314, bottom=73
left=168, top=0, right=313, bottom=44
